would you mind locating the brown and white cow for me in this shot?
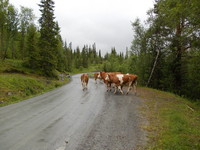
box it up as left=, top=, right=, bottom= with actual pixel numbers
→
left=94, top=72, right=100, bottom=84
left=80, top=73, right=89, bottom=90
left=98, top=72, right=109, bottom=91
left=99, top=72, right=115, bottom=91
left=105, top=73, right=125, bottom=94
left=126, top=73, right=138, bottom=95
left=105, top=73, right=138, bottom=95
left=99, top=72, right=122, bottom=92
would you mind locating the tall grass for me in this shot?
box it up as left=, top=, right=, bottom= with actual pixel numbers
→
left=139, top=87, right=200, bottom=150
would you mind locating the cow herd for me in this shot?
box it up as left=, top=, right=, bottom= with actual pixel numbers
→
left=81, top=72, right=138, bottom=95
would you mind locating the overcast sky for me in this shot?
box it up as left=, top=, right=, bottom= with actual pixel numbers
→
left=10, top=0, right=154, bottom=55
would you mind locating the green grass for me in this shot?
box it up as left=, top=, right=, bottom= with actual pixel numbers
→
left=0, top=73, right=69, bottom=107
left=71, top=64, right=102, bottom=75
left=0, top=59, right=70, bottom=107
left=138, top=87, right=200, bottom=150
left=0, top=59, right=27, bottom=73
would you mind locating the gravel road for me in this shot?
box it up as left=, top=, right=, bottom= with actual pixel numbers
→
left=0, top=74, right=147, bottom=150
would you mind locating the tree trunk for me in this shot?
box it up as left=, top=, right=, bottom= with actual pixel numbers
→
left=146, top=49, right=160, bottom=87
left=173, top=22, right=183, bottom=94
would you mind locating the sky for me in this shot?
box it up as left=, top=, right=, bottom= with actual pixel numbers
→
left=9, top=0, right=154, bottom=55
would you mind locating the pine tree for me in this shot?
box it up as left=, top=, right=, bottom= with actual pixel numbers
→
left=81, top=45, right=88, bottom=68
left=64, top=41, right=73, bottom=72
left=19, top=6, right=35, bottom=60
left=0, top=0, right=9, bottom=60
left=74, top=46, right=81, bottom=69
left=38, top=0, right=58, bottom=77
left=25, top=24, right=39, bottom=69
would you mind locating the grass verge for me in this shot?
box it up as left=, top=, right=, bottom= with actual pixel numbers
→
left=0, top=73, right=69, bottom=107
left=70, top=64, right=102, bottom=75
left=138, top=87, right=200, bottom=150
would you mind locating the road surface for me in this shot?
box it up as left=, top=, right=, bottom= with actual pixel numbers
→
left=0, top=74, right=147, bottom=150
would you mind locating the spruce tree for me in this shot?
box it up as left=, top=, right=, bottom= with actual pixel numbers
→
left=81, top=45, right=88, bottom=68
left=26, top=24, right=39, bottom=69
left=19, top=6, right=35, bottom=60
left=38, top=0, right=58, bottom=77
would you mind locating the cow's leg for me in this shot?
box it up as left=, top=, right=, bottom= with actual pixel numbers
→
left=109, top=83, right=112, bottom=91
left=84, top=83, right=86, bottom=90
left=106, top=83, right=111, bottom=92
left=113, top=84, right=118, bottom=94
left=83, top=82, right=87, bottom=90
left=86, top=83, right=88, bottom=90
left=85, top=82, right=87, bottom=90
left=126, top=81, right=133, bottom=95
left=106, top=84, right=109, bottom=92
left=126, top=86, right=130, bottom=95
left=114, top=86, right=117, bottom=94
left=95, top=79, right=97, bottom=84
left=118, top=86, right=124, bottom=94
left=126, top=86, right=132, bottom=95
left=82, top=82, right=85, bottom=90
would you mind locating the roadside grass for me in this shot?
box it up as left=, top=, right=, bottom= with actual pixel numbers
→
left=0, top=59, right=71, bottom=107
left=71, top=64, right=102, bottom=75
left=138, top=87, right=200, bottom=150
left=0, top=59, right=35, bottom=74
left=0, top=73, right=69, bottom=107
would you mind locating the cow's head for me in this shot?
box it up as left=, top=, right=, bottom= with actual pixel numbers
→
left=105, top=74, right=110, bottom=81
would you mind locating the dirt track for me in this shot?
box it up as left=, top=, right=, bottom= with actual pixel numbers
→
left=0, top=74, right=147, bottom=150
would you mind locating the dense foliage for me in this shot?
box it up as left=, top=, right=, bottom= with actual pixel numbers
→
left=129, top=0, right=200, bottom=100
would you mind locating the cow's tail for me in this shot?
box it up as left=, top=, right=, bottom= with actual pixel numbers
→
left=131, top=79, right=137, bottom=87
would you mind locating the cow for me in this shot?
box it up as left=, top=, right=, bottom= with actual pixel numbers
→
left=80, top=73, right=89, bottom=90
left=98, top=72, right=109, bottom=90
left=99, top=72, right=122, bottom=92
left=105, top=73, right=125, bottom=94
left=125, top=74, right=138, bottom=95
left=94, top=72, right=100, bottom=84
left=99, top=72, right=107, bottom=80
left=99, top=72, right=114, bottom=92
left=105, top=73, right=138, bottom=95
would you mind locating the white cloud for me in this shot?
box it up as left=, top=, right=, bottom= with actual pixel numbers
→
left=9, top=0, right=154, bottom=55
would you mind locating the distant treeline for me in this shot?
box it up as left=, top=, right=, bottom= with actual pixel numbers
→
left=0, top=0, right=199, bottom=100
